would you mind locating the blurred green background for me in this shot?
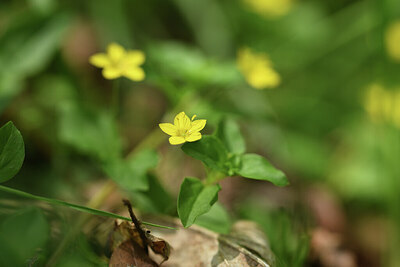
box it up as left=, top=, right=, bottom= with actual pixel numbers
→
left=1, top=0, right=400, bottom=266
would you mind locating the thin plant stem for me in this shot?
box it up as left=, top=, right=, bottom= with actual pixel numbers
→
left=0, top=184, right=175, bottom=230
left=112, top=79, right=121, bottom=119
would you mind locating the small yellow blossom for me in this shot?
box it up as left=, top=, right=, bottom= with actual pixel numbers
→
left=237, top=47, right=281, bottom=90
left=159, top=112, right=206, bottom=145
left=385, top=20, right=400, bottom=62
left=89, top=43, right=145, bottom=81
left=242, top=0, right=294, bottom=18
left=364, top=83, right=400, bottom=128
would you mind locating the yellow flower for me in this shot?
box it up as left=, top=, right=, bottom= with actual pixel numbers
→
left=364, top=83, right=400, bottom=128
left=237, top=47, right=281, bottom=90
left=89, top=43, right=145, bottom=81
left=385, top=20, right=400, bottom=62
left=159, top=112, right=206, bottom=145
left=242, top=0, right=294, bottom=18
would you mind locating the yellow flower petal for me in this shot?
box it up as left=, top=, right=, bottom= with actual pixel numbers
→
left=159, top=123, right=177, bottom=136
left=123, top=67, right=145, bottom=81
left=190, top=119, right=206, bottom=132
left=89, top=53, right=110, bottom=67
left=174, top=112, right=191, bottom=130
left=185, top=132, right=202, bottom=142
left=169, top=136, right=186, bottom=145
left=385, top=20, right=400, bottom=62
left=102, top=67, right=122, bottom=79
left=107, top=43, right=125, bottom=62
left=126, top=50, right=145, bottom=65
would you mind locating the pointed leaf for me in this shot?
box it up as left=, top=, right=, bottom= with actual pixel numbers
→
left=215, top=119, right=246, bottom=154
left=237, top=154, right=289, bottom=187
left=178, top=177, right=221, bottom=228
left=0, top=122, right=25, bottom=183
left=181, top=135, right=229, bottom=173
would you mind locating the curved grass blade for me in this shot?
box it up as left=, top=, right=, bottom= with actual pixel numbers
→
left=0, top=185, right=175, bottom=230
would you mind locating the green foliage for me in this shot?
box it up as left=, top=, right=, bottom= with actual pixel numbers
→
left=239, top=202, right=309, bottom=267
left=177, top=177, right=221, bottom=228
left=0, top=13, right=71, bottom=113
left=104, top=149, right=159, bottom=191
left=131, top=174, right=174, bottom=214
left=195, top=202, right=231, bottom=234
left=59, top=105, right=122, bottom=162
left=237, top=154, right=289, bottom=187
left=0, top=207, right=50, bottom=266
left=215, top=118, right=246, bottom=155
left=182, top=125, right=288, bottom=186
left=0, top=122, right=25, bottom=183
left=182, top=135, right=229, bottom=173
left=148, top=42, right=240, bottom=87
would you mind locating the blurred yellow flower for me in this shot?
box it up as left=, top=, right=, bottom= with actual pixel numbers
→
left=364, top=83, right=400, bottom=128
left=89, top=43, right=145, bottom=81
left=159, top=112, right=206, bottom=145
left=242, top=0, right=293, bottom=18
left=385, top=20, right=400, bottom=62
left=237, top=47, right=281, bottom=90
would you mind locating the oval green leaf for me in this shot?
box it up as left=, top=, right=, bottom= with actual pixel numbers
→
left=181, top=135, right=229, bottom=173
left=0, top=122, right=25, bottom=183
left=215, top=118, right=246, bottom=155
left=178, top=177, right=221, bottom=228
left=237, top=153, right=289, bottom=187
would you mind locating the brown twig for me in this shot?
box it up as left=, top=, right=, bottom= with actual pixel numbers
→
left=123, top=199, right=149, bottom=254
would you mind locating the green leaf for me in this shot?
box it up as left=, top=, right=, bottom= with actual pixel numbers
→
left=131, top=174, right=174, bottom=214
left=177, top=177, right=221, bottom=228
left=104, top=149, right=159, bottom=191
left=0, top=14, right=71, bottom=113
left=59, top=104, right=122, bottom=162
left=237, top=154, right=289, bottom=187
left=215, top=118, right=246, bottom=154
left=181, top=135, right=229, bottom=173
left=0, top=122, right=25, bottom=183
left=195, top=202, right=231, bottom=234
left=0, top=207, right=49, bottom=266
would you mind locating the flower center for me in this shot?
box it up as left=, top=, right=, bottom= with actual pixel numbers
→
left=177, top=129, right=189, bottom=137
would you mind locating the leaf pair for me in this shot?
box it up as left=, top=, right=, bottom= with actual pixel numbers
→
left=182, top=119, right=289, bottom=186
left=177, top=119, right=289, bottom=228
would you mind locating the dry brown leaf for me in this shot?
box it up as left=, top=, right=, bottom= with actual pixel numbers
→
left=145, top=217, right=274, bottom=267
left=109, top=239, right=158, bottom=267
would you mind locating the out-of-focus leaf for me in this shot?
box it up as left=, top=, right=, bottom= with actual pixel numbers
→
left=131, top=174, right=174, bottom=214
left=182, top=135, right=229, bottom=173
left=148, top=42, right=240, bottom=87
left=104, top=149, right=159, bottom=192
left=237, top=154, right=288, bottom=186
left=87, top=0, right=133, bottom=46
left=0, top=122, right=25, bottom=183
left=0, top=207, right=49, bottom=266
left=178, top=177, right=220, bottom=228
left=59, top=104, right=122, bottom=162
left=215, top=118, right=246, bottom=155
left=195, top=202, right=231, bottom=234
left=0, top=13, right=71, bottom=113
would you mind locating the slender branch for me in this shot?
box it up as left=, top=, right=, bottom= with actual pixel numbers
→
left=123, top=199, right=148, bottom=254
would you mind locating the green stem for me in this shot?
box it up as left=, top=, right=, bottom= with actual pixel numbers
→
left=204, top=170, right=226, bottom=185
left=0, top=185, right=175, bottom=230
left=112, top=79, right=121, bottom=119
